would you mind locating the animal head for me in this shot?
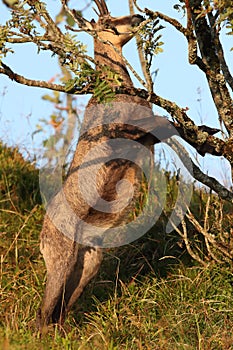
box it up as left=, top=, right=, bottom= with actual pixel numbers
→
left=76, top=0, right=145, bottom=49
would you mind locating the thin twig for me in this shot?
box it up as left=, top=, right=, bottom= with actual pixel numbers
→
left=203, top=193, right=223, bottom=263
left=169, top=216, right=207, bottom=266
left=129, top=0, right=154, bottom=97
left=145, top=8, right=187, bottom=36
left=186, top=207, right=232, bottom=261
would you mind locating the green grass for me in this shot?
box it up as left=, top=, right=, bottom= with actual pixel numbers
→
left=79, top=264, right=233, bottom=350
left=1, top=142, right=233, bottom=349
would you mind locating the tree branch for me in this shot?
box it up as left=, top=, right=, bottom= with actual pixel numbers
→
left=1, top=63, right=230, bottom=168
left=144, top=8, right=187, bottom=36
left=187, top=0, right=233, bottom=137
left=0, top=62, right=71, bottom=92
left=4, top=35, right=47, bottom=44
left=166, top=138, right=233, bottom=202
left=207, top=8, right=233, bottom=92
left=129, top=0, right=154, bottom=94
left=144, top=6, right=207, bottom=72
left=120, top=86, right=231, bottom=164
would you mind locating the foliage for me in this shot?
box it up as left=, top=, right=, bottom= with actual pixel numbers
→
left=175, top=0, right=233, bottom=35
left=0, top=142, right=41, bottom=210
left=212, top=0, right=233, bottom=35
left=137, top=19, right=164, bottom=72
left=65, top=64, right=121, bottom=102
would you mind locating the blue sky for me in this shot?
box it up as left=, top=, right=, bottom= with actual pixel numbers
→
left=0, top=0, right=232, bottom=187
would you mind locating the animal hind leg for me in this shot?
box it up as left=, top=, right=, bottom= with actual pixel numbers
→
left=37, top=217, right=102, bottom=330
left=62, top=246, right=103, bottom=318
left=36, top=217, right=79, bottom=330
left=41, top=246, right=102, bottom=326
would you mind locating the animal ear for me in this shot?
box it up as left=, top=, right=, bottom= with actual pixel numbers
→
left=84, top=18, right=97, bottom=31
left=90, top=18, right=96, bottom=27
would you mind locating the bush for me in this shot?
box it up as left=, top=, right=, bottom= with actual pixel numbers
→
left=0, top=142, right=41, bottom=211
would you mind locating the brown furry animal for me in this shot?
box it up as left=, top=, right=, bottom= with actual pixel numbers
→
left=37, top=0, right=176, bottom=330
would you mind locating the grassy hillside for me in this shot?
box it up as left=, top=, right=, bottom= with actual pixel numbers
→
left=0, top=142, right=233, bottom=350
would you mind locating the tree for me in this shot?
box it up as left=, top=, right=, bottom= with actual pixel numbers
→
left=0, top=0, right=232, bottom=263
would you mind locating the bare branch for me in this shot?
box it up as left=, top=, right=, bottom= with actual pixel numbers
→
left=186, top=207, right=233, bottom=261
left=0, top=62, right=74, bottom=93
left=119, top=85, right=229, bottom=161
left=202, top=194, right=223, bottom=263
left=166, top=138, right=233, bottom=202
left=4, top=34, right=47, bottom=44
left=169, top=216, right=207, bottom=266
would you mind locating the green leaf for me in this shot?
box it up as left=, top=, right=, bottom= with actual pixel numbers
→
left=66, top=13, right=75, bottom=27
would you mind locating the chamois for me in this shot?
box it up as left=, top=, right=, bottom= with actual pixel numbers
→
left=37, top=0, right=175, bottom=330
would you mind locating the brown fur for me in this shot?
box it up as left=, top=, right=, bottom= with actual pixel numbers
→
left=37, top=3, right=173, bottom=330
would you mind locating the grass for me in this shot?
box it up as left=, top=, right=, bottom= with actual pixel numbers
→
left=1, top=142, right=233, bottom=349
left=80, top=264, right=233, bottom=349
